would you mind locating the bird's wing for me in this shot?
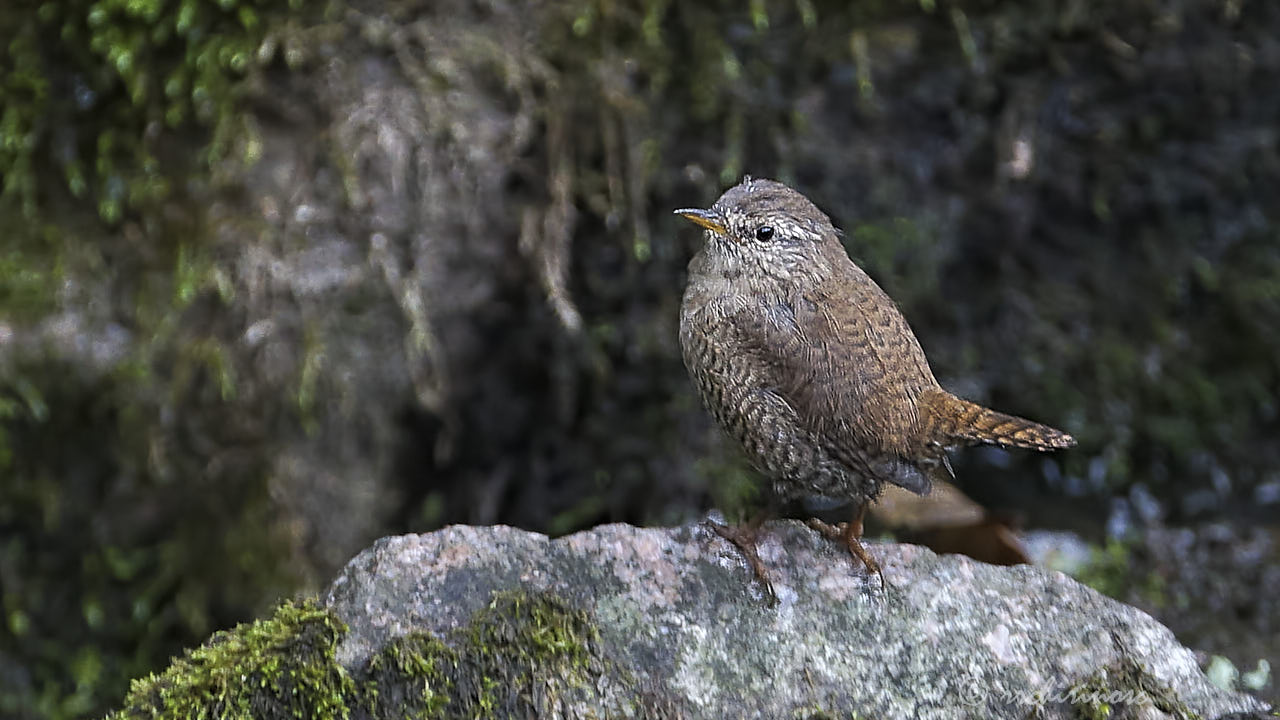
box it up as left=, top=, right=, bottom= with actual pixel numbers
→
left=725, top=275, right=943, bottom=495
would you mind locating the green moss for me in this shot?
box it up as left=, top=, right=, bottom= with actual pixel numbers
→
left=0, top=0, right=315, bottom=223
left=0, top=247, right=57, bottom=320
left=366, top=590, right=678, bottom=718
left=0, top=354, right=296, bottom=720
left=109, top=599, right=353, bottom=720
left=1064, top=658, right=1197, bottom=720
left=1074, top=540, right=1167, bottom=609
left=456, top=591, right=595, bottom=713
left=1, top=3, right=325, bottom=716
left=367, top=590, right=603, bottom=719
left=361, top=633, right=455, bottom=719
left=107, top=589, right=668, bottom=720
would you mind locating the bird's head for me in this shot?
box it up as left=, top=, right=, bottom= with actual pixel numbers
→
left=674, top=177, right=840, bottom=286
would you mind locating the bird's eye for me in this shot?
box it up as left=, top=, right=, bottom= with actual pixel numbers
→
left=755, top=225, right=775, bottom=242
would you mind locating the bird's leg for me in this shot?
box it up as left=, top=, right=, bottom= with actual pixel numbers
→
left=841, top=504, right=886, bottom=590
left=806, top=502, right=885, bottom=589
left=705, top=510, right=777, bottom=601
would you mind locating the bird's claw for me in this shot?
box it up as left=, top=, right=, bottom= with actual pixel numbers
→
left=805, top=516, right=887, bottom=590
left=705, top=518, right=779, bottom=604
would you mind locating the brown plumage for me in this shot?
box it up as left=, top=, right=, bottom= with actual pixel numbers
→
left=675, top=177, right=1074, bottom=591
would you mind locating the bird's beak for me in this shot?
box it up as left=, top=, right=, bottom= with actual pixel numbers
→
left=673, top=208, right=728, bottom=236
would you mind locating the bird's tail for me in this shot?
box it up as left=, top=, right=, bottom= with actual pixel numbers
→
left=922, top=389, right=1075, bottom=451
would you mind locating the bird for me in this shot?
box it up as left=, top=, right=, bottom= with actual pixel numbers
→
left=674, top=176, right=1075, bottom=595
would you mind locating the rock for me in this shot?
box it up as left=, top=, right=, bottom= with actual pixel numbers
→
left=322, top=521, right=1271, bottom=719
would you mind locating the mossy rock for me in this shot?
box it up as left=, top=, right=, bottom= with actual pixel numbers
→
left=110, top=591, right=669, bottom=720
left=1065, top=658, right=1197, bottom=720
left=109, top=600, right=353, bottom=720
left=360, top=591, right=617, bottom=719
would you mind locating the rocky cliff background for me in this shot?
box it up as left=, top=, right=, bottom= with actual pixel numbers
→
left=1, top=0, right=1277, bottom=717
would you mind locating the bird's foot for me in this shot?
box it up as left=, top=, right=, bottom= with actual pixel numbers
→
left=805, top=516, right=886, bottom=590
left=705, top=518, right=777, bottom=603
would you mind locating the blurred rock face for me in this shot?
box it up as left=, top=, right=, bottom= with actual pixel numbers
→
left=4, top=0, right=1280, bottom=716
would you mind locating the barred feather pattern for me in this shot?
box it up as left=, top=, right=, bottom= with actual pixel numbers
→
left=921, top=389, right=1076, bottom=451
